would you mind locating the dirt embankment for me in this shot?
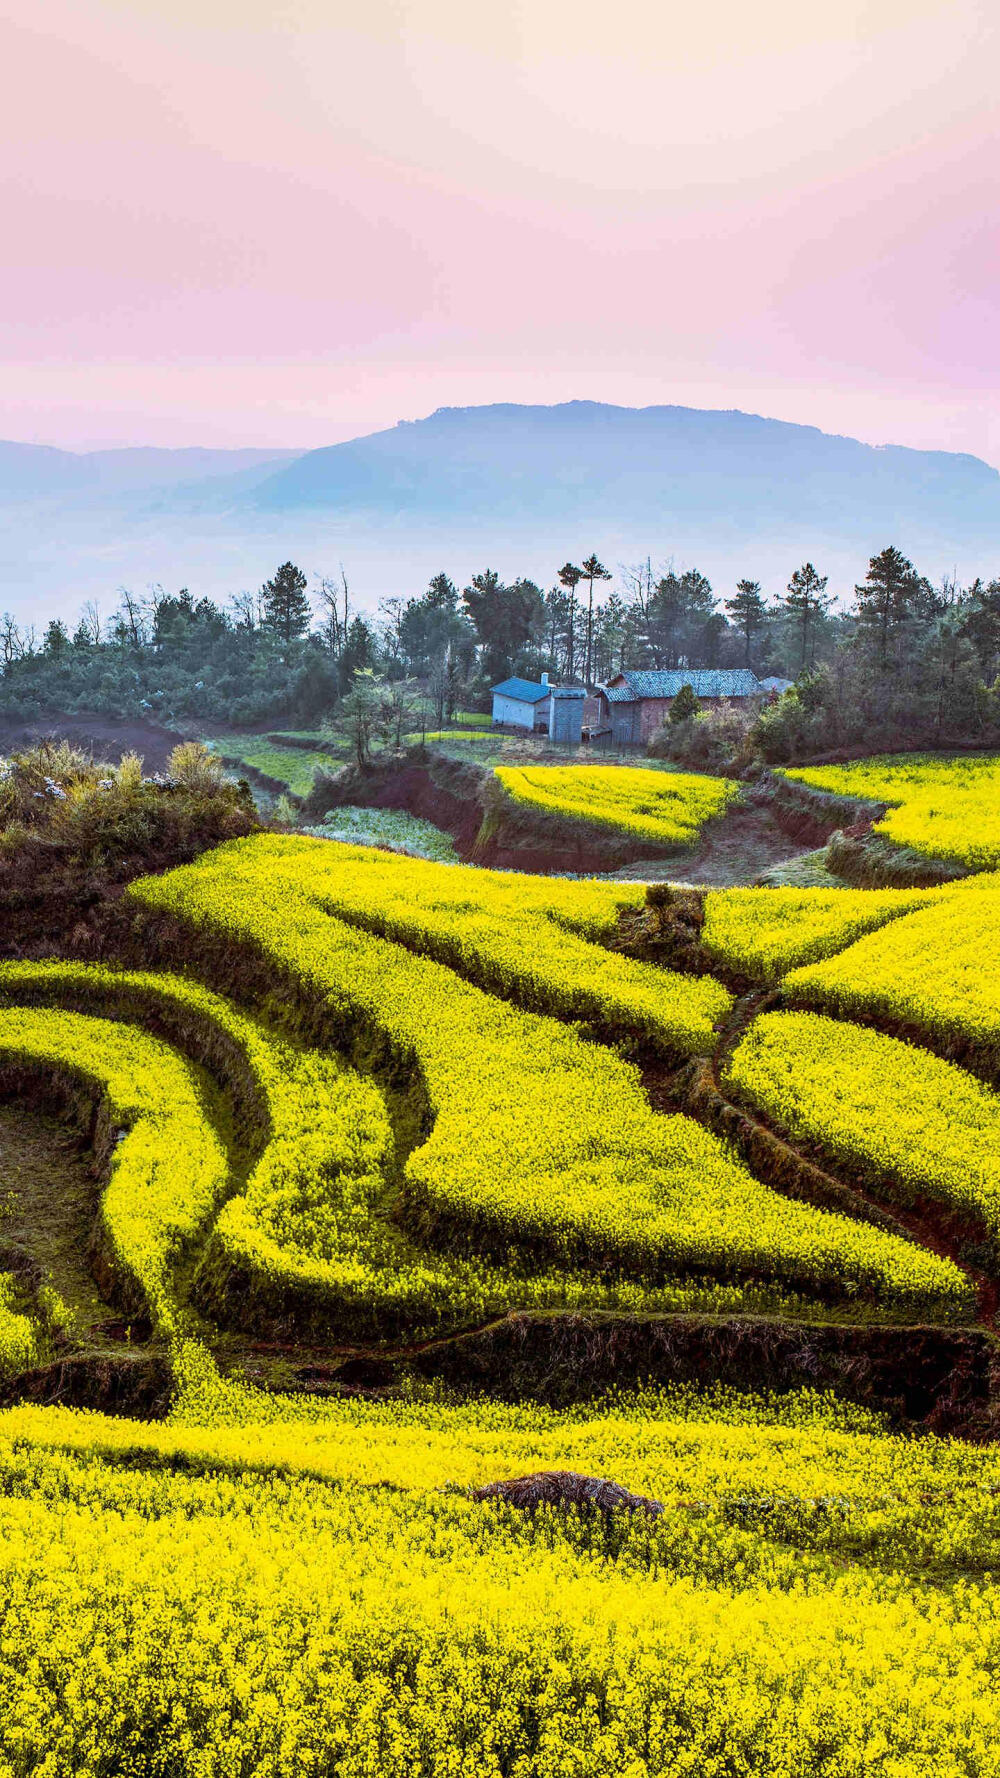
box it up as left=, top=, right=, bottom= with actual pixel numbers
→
left=305, top=751, right=830, bottom=881
left=759, top=774, right=887, bottom=848
left=304, top=752, right=679, bottom=873
left=0, top=711, right=182, bottom=774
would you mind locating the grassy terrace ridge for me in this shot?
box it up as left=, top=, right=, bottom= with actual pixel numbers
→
left=120, top=835, right=971, bottom=1326
left=206, top=733, right=347, bottom=799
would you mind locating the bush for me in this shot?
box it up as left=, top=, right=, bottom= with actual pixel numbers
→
left=647, top=704, right=755, bottom=772
left=0, top=739, right=257, bottom=888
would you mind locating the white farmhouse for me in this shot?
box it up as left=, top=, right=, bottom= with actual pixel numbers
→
left=491, top=673, right=553, bottom=732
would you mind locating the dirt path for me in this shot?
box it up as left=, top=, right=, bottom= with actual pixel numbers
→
left=0, top=1102, right=109, bottom=1333
left=600, top=796, right=819, bottom=887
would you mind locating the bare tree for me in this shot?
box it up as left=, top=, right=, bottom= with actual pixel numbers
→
left=230, top=591, right=257, bottom=631
left=116, top=585, right=148, bottom=647
left=81, top=599, right=103, bottom=646
left=0, top=613, right=29, bottom=666
left=316, top=568, right=351, bottom=661
left=620, top=558, right=655, bottom=631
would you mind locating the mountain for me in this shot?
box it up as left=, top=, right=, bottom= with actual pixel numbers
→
left=0, top=442, right=301, bottom=502
left=1, top=403, right=999, bottom=625
left=253, top=401, right=1000, bottom=548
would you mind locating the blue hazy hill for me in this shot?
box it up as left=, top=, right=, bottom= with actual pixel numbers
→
left=253, top=401, right=1000, bottom=544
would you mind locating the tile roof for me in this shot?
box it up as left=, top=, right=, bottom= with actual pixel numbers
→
left=491, top=677, right=551, bottom=703
left=604, top=669, right=761, bottom=701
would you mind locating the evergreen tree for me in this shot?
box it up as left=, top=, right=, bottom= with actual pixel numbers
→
left=579, top=554, right=611, bottom=686
left=961, top=578, right=1000, bottom=683
left=783, top=563, right=832, bottom=673
left=262, top=562, right=311, bottom=643
left=644, top=569, right=716, bottom=668
left=854, top=546, right=929, bottom=670
left=462, top=571, right=545, bottom=682
left=42, top=618, right=69, bottom=657
left=557, top=563, right=583, bottom=678
left=725, top=579, right=767, bottom=665
left=669, top=682, right=701, bottom=724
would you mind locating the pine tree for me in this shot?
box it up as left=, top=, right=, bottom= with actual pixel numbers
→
left=725, top=580, right=767, bottom=665
left=557, top=563, right=583, bottom=678
left=854, top=546, right=927, bottom=670
left=262, top=562, right=311, bottom=643
left=580, top=554, right=611, bottom=686
left=783, top=563, right=832, bottom=673
left=43, top=618, right=69, bottom=657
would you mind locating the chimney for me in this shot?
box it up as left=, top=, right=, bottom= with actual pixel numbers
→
left=540, top=671, right=549, bottom=687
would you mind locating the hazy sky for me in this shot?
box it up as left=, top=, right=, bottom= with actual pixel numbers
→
left=2, top=0, right=997, bottom=457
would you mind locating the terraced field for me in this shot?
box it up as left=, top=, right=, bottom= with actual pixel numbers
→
left=783, top=751, right=1000, bottom=871
left=3, top=799, right=1000, bottom=1770
left=495, top=761, right=738, bottom=848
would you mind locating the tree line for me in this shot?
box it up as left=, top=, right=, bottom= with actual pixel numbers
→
left=2, top=547, right=999, bottom=755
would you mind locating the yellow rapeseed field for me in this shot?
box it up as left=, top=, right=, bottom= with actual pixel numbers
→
left=783, top=752, right=1000, bottom=869
left=0, top=1370, right=997, bottom=1774
left=495, top=762, right=737, bottom=846
left=126, top=836, right=967, bottom=1320
left=0, top=775, right=999, bottom=1772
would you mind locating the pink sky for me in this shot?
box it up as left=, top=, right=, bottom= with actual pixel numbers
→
left=1, top=0, right=997, bottom=459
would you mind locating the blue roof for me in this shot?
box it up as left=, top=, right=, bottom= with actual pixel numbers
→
left=492, top=677, right=551, bottom=703
left=604, top=669, right=761, bottom=702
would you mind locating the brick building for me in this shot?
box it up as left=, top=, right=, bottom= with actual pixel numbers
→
left=598, top=668, right=762, bottom=745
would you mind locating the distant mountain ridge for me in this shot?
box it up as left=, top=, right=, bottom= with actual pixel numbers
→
left=252, top=402, right=1000, bottom=546
left=0, top=442, right=299, bottom=500
left=0, top=402, right=998, bottom=623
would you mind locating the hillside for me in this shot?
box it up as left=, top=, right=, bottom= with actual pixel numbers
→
left=2, top=402, right=1000, bottom=621
left=0, top=751, right=998, bottom=1766
left=254, top=399, right=1000, bottom=542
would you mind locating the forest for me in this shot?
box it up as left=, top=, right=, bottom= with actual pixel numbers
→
left=2, top=547, right=1000, bottom=759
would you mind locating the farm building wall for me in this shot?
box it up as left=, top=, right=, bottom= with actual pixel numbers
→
left=492, top=692, right=550, bottom=730
left=606, top=694, right=740, bottom=745
left=608, top=703, right=640, bottom=745
left=549, top=697, right=584, bottom=744
left=638, top=695, right=738, bottom=740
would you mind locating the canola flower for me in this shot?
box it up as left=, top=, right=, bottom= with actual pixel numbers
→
left=272, top=840, right=727, bottom=1057
left=0, top=1005, right=227, bottom=1333
left=786, top=875, right=1000, bottom=1068
left=0, top=961, right=832, bottom=1338
left=725, top=1009, right=1000, bottom=1237
left=0, top=1378, right=998, bottom=1773
left=125, top=835, right=971, bottom=1318
left=783, top=752, right=1000, bottom=870
left=701, top=882, right=944, bottom=981
left=0, top=1274, right=36, bottom=1382
left=495, top=762, right=737, bottom=847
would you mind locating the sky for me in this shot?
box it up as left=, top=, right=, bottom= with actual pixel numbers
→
left=1, top=0, right=997, bottom=459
